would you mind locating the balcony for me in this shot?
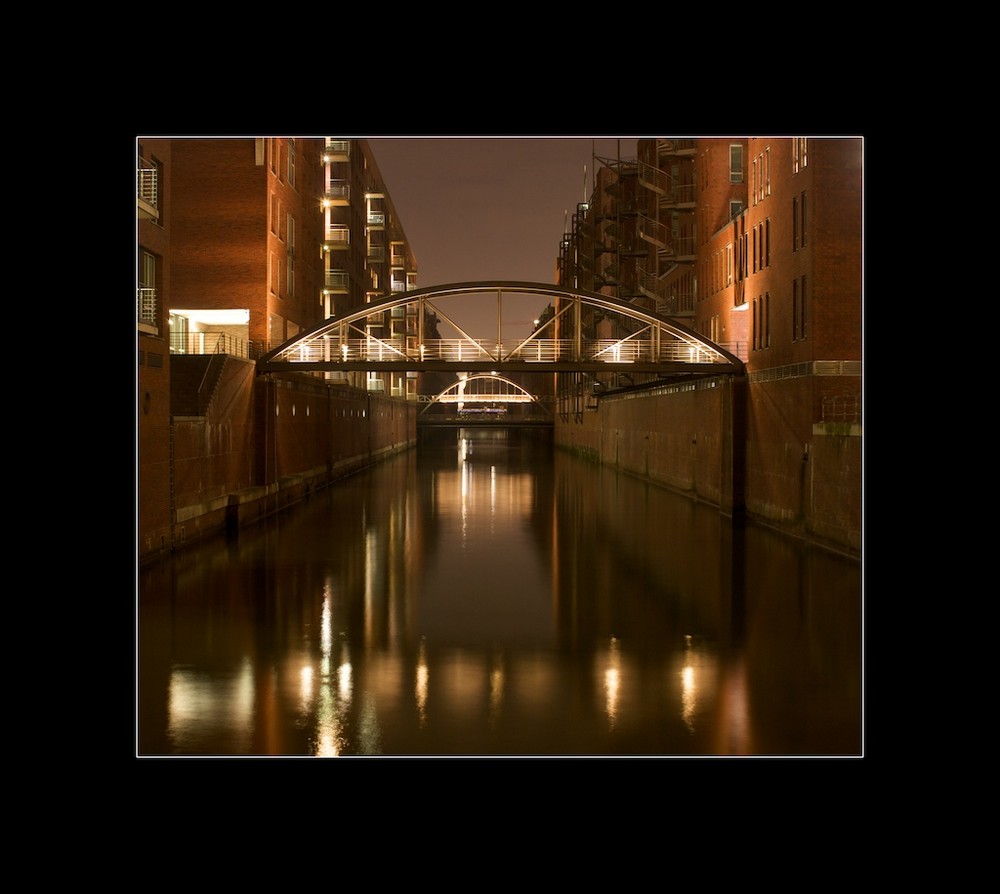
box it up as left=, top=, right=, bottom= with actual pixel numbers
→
left=137, top=287, right=157, bottom=327
left=367, top=212, right=385, bottom=229
left=323, top=140, right=351, bottom=163
left=324, top=181, right=350, bottom=206
left=325, top=225, right=350, bottom=250
left=325, top=270, right=349, bottom=293
left=137, top=163, right=158, bottom=221
left=661, top=182, right=697, bottom=209
left=367, top=244, right=385, bottom=263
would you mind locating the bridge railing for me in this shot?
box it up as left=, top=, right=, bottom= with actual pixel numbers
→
left=277, top=336, right=731, bottom=365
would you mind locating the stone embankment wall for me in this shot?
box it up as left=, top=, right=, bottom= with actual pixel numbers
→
left=555, top=374, right=861, bottom=558
left=138, top=357, right=417, bottom=566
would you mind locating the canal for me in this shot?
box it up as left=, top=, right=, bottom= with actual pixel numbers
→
left=136, top=426, right=863, bottom=758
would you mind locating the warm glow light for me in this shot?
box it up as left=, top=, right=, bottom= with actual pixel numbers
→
left=604, top=636, right=621, bottom=728
left=416, top=638, right=429, bottom=727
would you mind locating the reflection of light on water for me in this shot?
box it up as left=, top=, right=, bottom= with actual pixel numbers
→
left=358, top=692, right=383, bottom=755
left=338, top=642, right=353, bottom=703
left=489, top=652, right=505, bottom=728
left=681, top=634, right=697, bottom=732
left=364, top=530, right=380, bottom=644
left=167, top=657, right=255, bottom=752
left=299, top=665, right=314, bottom=714
left=314, top=593, right=348, bottom=756
left=321, top=592, right=333, bottom=656
left=718, top=658, right=751, bottom=756
left=416, top=638, right=429, bottom=727
left=605, top=636, right=621, bottom=729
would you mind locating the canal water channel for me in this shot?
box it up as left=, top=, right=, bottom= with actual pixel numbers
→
left=136, top=427, right=863, bottom=758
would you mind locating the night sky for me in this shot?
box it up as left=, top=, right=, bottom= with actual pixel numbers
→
left=366, top=137, right=639, bottom=338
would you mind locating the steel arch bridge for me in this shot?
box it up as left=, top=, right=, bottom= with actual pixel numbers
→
left=421, top=373, right=552, bottom=414
left=258, top=281, right=744, bottom=378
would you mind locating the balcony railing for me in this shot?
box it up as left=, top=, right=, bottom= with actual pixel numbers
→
left=323, top=140, right=350, bottom=163
left=169, top=331, right=258, bottom=360
left=325, top=181, right=350, bottom=204
left=662, top=182, right=697, bottom=207
left=325, top=270, right=349, bottom=291
left=137, top=162, right=158, bottom=208
left=325, top=225, right=350, bottom=248
left=137, top=288, right=157, bottom=325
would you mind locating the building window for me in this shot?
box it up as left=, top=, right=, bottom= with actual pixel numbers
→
left=793, top=137, right=808, bottom=173
left=270, top=252, right=279, bottom=294
left=752, top=158, right=757, bottom=206
left=801, top=192, right=807, bottom=247
left=288, top=139, right=296, bottom=187
left=269, top=139, right=278, bottom=175
left=765, top=291, right=771, bottom=348
left=729, top=144, right=743, bottom=183
left=765, top=218, right=771, bottom=267
left=792, top=198, right=798, bottom=251
left=793, top=278, right=799, bottom=340
left=726, top=243, right=733, bottom=286
left=801, top=275, right=807, bottom=338
left=752, top=298, right=758, bottom=350
left=287, top=255, right=295, bottom=297
left=730, top=200, right=743, bottom=219
left=753, top=227, right=758, bottom=273
left=270, top=194, right=279, bottom=235
left=138, top=249, right=158, bottom=327
left=765, top=147, right=771, bottom=196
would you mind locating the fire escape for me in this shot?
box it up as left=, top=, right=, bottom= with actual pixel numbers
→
left=637, top=139, right=697, bottom=320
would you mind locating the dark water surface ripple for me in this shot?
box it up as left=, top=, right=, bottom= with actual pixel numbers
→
left=137, top=427, right=862, bottom=758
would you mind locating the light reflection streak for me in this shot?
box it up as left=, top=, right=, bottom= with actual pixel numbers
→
left=358, top=692, right=383, bottom=755
left=167, top=657, right=255, bottom=753
left=681, top=634, right=697, bottom=732
left=299, top=665, right=314, bottom=715
left=415, top=638, right=429, bottom=727
left=489, top=652, right=505, bottom=728
left=604, top=636, right=621, bottom=728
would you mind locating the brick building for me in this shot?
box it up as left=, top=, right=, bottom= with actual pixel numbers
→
left=136, top=138, right=420, bottom=563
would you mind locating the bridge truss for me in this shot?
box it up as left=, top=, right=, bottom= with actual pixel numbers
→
left=258, top=282, right=744, bottom=380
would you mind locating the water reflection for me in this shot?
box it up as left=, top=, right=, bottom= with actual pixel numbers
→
left=137, top=427, right=862, bottom=758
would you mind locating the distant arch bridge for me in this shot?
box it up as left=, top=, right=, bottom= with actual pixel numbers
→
left=258, top=282, right=744, bottom=378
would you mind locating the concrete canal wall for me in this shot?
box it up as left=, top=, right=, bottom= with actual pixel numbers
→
left=555, top=373, right=861, bottom=558
left=138, top=356, right=417, bottom=566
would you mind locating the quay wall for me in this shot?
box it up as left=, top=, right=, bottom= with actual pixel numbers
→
left=138, top=357, right=417, bottom=566
left=555, top=374, right=861, bottom=558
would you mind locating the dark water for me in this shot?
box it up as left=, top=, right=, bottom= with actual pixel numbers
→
left=136, top=427, right=863, bottom=759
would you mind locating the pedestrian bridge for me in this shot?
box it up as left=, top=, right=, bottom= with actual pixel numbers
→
left=258, top=281, right=744, bottom=377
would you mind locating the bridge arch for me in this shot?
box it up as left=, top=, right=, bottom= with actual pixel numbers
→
left=258, top=281, right=744, bottom=378
left=420, top=373, right=551, bottom=415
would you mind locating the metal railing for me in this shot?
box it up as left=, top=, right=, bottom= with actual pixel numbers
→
left=137, top=288, right=157, bottom=325
left=138, top=161, right=158, bottom=208
left=285, top=336, right=730, bottom=366
left=170, top=331, right=258, bottom=360
left=821, top=394, right=861, bottom=424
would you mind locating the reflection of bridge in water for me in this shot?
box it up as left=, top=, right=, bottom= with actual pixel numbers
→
left=258, top=282, right=745, bottom=416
